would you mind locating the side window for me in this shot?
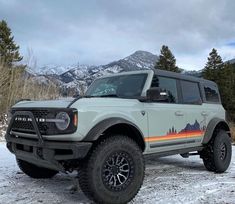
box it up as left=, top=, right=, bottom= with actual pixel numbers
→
left=204, top=85, right=220, bottom=103
left=181, top=80, right=202, bottom=104
left=151, top=75, right=178, bottom=103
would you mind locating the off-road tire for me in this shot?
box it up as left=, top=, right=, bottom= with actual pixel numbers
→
left=16, top=159, right=58, bottom=179
left=201, top=130, right=232, bottom=173
left=78, top=135, right=145, bottom=204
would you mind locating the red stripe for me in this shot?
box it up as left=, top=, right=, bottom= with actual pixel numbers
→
left=145, top=130, right=204, bottom=142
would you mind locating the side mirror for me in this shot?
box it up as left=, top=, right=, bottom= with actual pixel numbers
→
left=146, top=87, right=168, bottom=102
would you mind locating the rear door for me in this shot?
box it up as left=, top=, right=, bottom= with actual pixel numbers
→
left=179, top=80, right=206, bottom=147
left=203, top=83, right=225, bottom=124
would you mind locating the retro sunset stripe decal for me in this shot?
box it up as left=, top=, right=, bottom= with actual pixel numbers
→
left=145, top=130, right=205, bottom=142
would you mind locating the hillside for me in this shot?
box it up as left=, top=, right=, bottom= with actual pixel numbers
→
left=31, top=51, right=235, bottom=96
left=33, top=51, right=159, bottom=95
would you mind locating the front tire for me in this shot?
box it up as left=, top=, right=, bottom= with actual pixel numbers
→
left=78, top=135, right=145, bottom=204
left=201, top=130, right=232, bottom=173
left=16, top=159, right=58, bottom=179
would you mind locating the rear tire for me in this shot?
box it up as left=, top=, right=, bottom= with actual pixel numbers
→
left=78, top=135, right=145, bottom=204
left=201, top=130, right=232, bottom=173
left=16, top=159, right=58, bottom=179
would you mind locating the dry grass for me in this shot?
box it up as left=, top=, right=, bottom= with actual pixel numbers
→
left=0, top=60, right=60, bottom=123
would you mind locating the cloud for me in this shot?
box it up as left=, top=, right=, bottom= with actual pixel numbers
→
left=226, top=42, right=235, bottom=47
left=1, top=0, right=235, bottom=70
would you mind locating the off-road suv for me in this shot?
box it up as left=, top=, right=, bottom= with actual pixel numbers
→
left=5, top=69, right=232, bottom=204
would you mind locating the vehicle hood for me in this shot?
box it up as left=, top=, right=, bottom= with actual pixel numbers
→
left=12, top=97, right=141, bottom=109
left=12, top=98, right=74, bottom=109
left=70, top=97, right=140, bottom=109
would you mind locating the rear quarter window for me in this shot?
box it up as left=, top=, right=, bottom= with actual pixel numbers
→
left=181, top=80, right=202, bottom=105
left=204, top=84, right=220, bottom=103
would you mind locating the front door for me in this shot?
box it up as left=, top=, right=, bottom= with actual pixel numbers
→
left=144, top=76, right=188, bottom=153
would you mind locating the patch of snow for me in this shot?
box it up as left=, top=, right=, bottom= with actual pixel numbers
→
left=0, top=143, right=234, bottom=203
left=0, top=115, right=7, bottom=141
left=0, top=127, right=6, bottom=141
left=34, top=64, right=89, bottom=76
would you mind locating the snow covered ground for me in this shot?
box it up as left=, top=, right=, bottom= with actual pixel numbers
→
left=0, top=142, right=234, bottom=204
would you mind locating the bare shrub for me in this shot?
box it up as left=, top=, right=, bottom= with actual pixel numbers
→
left=0, top=61, right=60, bottom=121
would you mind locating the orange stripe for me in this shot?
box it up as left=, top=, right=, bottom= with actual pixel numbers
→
left=145, top=131, right=204, bottom=142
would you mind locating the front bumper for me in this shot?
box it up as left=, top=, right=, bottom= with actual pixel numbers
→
left=6, top=137, right=92, bottom=171
left=5, top=110, right=92, bottom=172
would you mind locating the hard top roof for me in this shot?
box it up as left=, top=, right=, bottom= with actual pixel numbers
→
left=154, top=69, right=217, bottom=86
left=98, top=69, right=217, bottom=86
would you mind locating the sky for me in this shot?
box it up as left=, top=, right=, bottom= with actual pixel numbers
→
left=1, top=0, right=235, bottom=70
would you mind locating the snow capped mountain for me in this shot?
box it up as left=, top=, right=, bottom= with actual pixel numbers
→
left=102, top=50, right=158, bottom=72
left=30, top=51, right=235, bottom=96
left=31, top=50, right=205, bottom=96
left=182, top=70, right=202, bottom=78
left=123, top=50, right=158, bottom=69
left=35, top=50, right=159, bottom=96
left=31, top=50, right=207, bottom=96
left=35, top=64, right=80, bottom=75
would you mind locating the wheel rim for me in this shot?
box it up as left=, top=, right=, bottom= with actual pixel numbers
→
left=102, top=151, right=133, bottom=191
left=220, top=143, right=227, bottom=160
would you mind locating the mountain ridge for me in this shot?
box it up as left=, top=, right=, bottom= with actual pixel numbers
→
left=32, top=50, right=159, bottom=96
left=29, top=51, right=235, bottom=96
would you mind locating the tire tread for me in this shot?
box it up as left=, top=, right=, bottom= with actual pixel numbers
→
left=78, top=135, right=145, bottom=204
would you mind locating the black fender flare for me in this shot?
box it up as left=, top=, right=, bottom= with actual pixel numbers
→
left=83, top=117, right=145, bottom=146
left=202, top=117, right=230, bottom=144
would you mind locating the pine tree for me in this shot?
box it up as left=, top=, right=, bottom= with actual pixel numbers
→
left=155, top=45, right=181, bottom=73
left=222, top=63, right=235, bottom=121
left=202, top=48, right=224, bottom=82
left=0, top=20, right=23, bottom=66
left=202, top=48, right=225, bottom=93
left=202, top=48, right=235, bottom=122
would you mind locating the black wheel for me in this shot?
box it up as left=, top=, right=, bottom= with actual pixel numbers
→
left=78, top=135, right=145, bottom=204
left=16, top=159, right=58, bottom=179
left=201, top=130, right=232, bottom=173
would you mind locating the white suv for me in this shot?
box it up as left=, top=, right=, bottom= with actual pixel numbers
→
left=5, top=69, right=232, bottom=204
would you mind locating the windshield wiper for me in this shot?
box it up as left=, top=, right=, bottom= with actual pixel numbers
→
left=82, top=94, right=119, bottom=98
left=83, top=95, right=96, bottom=98
left=99, top=94, right=119, bottom=98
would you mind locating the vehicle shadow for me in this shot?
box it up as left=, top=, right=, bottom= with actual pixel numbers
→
left=144, top=154, right=206, bottom=172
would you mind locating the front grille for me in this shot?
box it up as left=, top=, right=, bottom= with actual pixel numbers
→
left=11, top=110, right=52, bottom=135
left=9, top=108, right=77, bottom=136
left=12, top=116, right=35, bottom=132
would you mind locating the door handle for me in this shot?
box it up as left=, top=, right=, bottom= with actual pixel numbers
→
left=201, top=111, right=208, bottom=116
left=175, top=111, right=184, bottom=116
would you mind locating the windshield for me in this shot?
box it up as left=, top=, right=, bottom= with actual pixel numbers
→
left=85, top=73, right=147, bottom=98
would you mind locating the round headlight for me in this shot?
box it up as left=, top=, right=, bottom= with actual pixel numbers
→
left=55, top=112, right=70, bottom=131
